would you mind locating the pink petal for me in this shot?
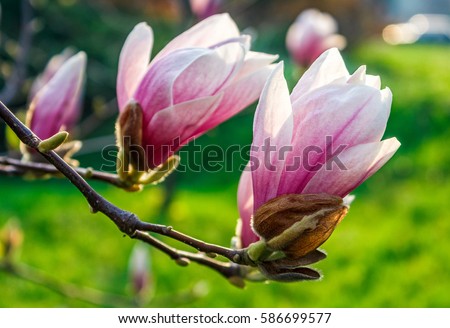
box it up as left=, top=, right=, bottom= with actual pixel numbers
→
left=286, top=23, right=322, bottom=67
left=251, top=62, right=293, bottom=210
left=135, top=41, right=245, bottom=127
left=290, top=48, right=348, bottom=104
left=117, top=22, right=153, bottom=111
left=30, top=52, right=86, bottom=140
left=194, top=63, right=276, bottom=135
left=364, top=75, right=381, bottom=89
left=277, top=84, right=392, bottom=195
left=172, top=39, right=245, bottom=103
left=346, top=65, right=381, bottom=89
left=133, top=48, right=212, bottom=127
left=232, top=51, right=278, bottom=81
left=143, top=94, right=222, bottom=168
left=286, top=9, right=341, bottom=67
left=237, top=167, right=259, bottom=247
left=302, top=138, right=401, bottom=197
left=153, top=13, right=239, bottom=61
left=29, top=48, right=75, bottom=101
left=192, top=51, right=277, bottom=134
left=346, top=65, right=367, bottom=85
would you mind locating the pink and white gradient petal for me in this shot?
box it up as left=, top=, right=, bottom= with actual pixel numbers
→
left=302, top=138, right=401, bottom=197
left=117, top=23, right=153, bottom=111
left=30, top=52, right=86, bottom=140
left=251, top=62, right=293, bottom=210
left=237, top=168, right=257, bottom=247
left=154, top=13, right=239, bottom=61
left=143, top=94, right=222, bottom=168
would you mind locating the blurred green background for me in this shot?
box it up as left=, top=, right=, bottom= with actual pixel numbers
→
left=1, top=0, right=450, bottom=307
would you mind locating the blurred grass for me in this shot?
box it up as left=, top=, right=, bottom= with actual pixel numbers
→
left=1, top=0, right=450, bottom=307
left=2, top=41, right=450, bottom=307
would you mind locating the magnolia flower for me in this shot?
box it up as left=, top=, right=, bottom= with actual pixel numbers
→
left=190, top=0, right=223, bottom=20
left=28, top=48, right=75, bottom=101
left=286, top=9, right=346, bottom=67
left=238, top=48, right=400, bottom=249
left=116, top=13, right=277, bottom=173
left=128, top=244, right=153, bottom=303
left=26, top=52, right=86, bottom=141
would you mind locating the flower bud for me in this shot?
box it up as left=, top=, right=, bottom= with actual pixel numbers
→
left=252, top=193, right=347, bottom=259
left=37, top=131, right=69, bottom=153
left=117, top=17, right=277, bottom=172
left=0, top=219, right=24, bottom=261
left=128, top=244, right=153, bottom=304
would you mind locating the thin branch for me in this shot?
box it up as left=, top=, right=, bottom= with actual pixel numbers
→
left=0, top=155, right=124, bottom=188
left=135, top=221, right=245, bottom=263
left=0, top=100, right=249, bottom=282
left=132, top=231, right=243, bottom=280
left=0, top=155, right=246, bottom=264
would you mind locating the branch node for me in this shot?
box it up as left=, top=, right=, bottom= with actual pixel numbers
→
left=175, top=258, right=190, bottom=267
left=84, top=167, right=94, bottom=178
left=228, top=276, right=246, bottom=289
left=23, top=134, right=40, bottom=148
left=121, top=212, right=140, bottom=236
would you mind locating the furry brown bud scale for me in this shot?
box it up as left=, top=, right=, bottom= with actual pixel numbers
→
left=252, top=193, right=347, bottom=259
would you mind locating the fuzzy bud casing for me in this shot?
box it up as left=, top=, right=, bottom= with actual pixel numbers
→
left=116, top=101, right=146, bottom=176
left=252, top=193, right=347, bottom=259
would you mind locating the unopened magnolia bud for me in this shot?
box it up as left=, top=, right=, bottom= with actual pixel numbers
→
left=228, top=276, right=246, bottom=289
left=175, top=257, right=190, bottom=267
left=252, top=194, right=347, bottom=259
left=128, top=244, right=153, bottom=304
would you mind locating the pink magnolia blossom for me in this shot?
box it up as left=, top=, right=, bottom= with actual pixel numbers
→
left=116, top=14, right=277, bottom=169
left=286, top=9, right=346, bottom=67
left=28, top=48, right=75, bottom=101
left=128, top=244, right=152, bottom=299
left=237, top=48, right=400, bottom=247
left=190, top=0, right=223, bottom=20
left=27, top=52, right=86, bottom=140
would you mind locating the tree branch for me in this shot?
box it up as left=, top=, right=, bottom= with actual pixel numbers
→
left=0, top=261, right=132, bottom=307
left=0, top=100, right=249, bottom=284
left=0, top=155, right=124, bottom=188
left=132, top=231, right=243, bottom=280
